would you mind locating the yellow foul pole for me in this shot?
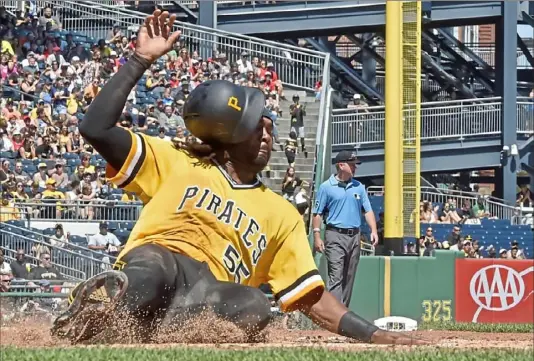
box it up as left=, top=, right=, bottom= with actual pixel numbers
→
left=384, top=0, right=404, bottom=255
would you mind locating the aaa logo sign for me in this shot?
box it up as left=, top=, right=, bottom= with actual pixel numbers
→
left=455, top=259, right=534, bottom=323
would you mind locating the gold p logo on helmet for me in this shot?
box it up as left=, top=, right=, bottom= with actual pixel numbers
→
left=227, top=96, right=242, bottom=112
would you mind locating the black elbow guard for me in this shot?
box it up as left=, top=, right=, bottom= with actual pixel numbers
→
left=338, top=311, right=379, bottom=343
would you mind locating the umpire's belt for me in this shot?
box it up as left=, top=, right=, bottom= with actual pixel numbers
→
left=326, top=225, right=360, bottom=236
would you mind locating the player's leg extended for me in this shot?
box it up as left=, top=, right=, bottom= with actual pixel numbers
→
left=206, top=281, right=272, bottom=334
left=117, top=244, right=178, bottom=318
left=161, top=254, right=271, bottom=335
left=52, top=244, right=178, bottom=342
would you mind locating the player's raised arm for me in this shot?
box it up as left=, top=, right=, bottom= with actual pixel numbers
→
left=78, top=10, right=180, bottom=170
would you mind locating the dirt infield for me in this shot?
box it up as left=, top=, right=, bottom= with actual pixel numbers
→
left=1, top=318, right=533, bottom=351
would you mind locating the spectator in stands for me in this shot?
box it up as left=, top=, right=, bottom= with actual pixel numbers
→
left=471, top=240, right=482, bottom=258
left=0, top=251, right=12, bottom=276
left=38, top=6, right=61, bottom=31
left=516, top=184, right=533, bottom=207
left=237, top=51, right=253, bottom=74
left=10, top=249, right=31, bottom=279
left=499, top=249, right=507, bottom=259
left=439, top=202, right=462, bottom=224
left=88, top=222, right=122, bottom=255
left=472, top=196, right=491, bottom=219
left=420, top=201, right=439, bottom=223
left=0, top=159, right=10, bottom=181
left=283, top=131, right=298, bottom=167
left=289, top=94, right=307, bottom=154
left=461, top=239, right=472, bottom=258
left=159, top=104, right=184, bottom=129
left=70, top=165, right=85, bottom=183
left=13, top=161, right=31, bottom=185
left=50, top=162, right=69, bottom=188
left=0, top=273, right=10, bottom=292
left=421, top=227, right=439, bottom=256
left=29, top=253, right=61, bottom=280
left=0, top=191, right=20, bottom=222
left=445, top=225, right=462, bottom=248
left=42, top=178, right=64, bottom=200
left=0, top=128, right=14, bottom=152
left=281, top=166, right=302, bottom=202
left=294, top=182, right=310, bottom=217
left=49, top=223, right=68, bottom=249
left=78, top=183, right=96, bottom=219
left=485, top=245, right=497, bottom=258
left=507, top=240, right=525, bottom=260
left=12, top=181, right=29, bottom=200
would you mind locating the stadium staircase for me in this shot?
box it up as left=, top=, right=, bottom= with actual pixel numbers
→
left=261, top=90, right=320, bottom=192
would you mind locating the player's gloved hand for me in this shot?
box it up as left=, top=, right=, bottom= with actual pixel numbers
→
left=135, top=9, right=181, bottom=64
left=371, top=329, right=430, bottom=345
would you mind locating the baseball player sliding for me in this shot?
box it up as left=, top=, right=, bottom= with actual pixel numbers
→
left=51, top=10, right=426, bottom=346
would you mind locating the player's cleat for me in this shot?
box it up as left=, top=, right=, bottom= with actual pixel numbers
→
left=51, top=270, right=128, bottom=343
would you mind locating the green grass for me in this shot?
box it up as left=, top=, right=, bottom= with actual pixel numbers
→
left=1, top=348, right=533, bottom=361
left=419, top=322, right=534, bottom=333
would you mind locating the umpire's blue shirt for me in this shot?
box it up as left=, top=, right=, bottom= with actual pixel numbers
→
left=313, top=175, right=372, bottom=229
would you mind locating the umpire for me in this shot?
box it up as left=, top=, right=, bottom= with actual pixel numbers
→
left=312, top=151, right=378, bottom=307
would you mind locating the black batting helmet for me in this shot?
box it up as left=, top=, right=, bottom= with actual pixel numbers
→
left=183, top=80, right=265, bottom=145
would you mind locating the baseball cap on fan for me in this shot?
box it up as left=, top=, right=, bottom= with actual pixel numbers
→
left=334, top=150, right=361, bottom=165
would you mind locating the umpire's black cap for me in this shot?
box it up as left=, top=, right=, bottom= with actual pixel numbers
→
left=183, top=80, right=265, bottom=145
left=334, top=150, right=362, bottom=164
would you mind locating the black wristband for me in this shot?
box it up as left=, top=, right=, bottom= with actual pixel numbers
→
left=338, top=311, right=379, bottom=343
left=130, top=52, right=152, bottom=70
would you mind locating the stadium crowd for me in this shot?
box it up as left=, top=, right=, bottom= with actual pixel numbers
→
left=0, top=4, right=317, bottom=224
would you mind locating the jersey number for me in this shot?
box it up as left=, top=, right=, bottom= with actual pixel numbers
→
left=223, top=244, right=250, bottom=283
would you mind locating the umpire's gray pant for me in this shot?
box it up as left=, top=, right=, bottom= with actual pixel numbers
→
left=324, top=229, right=361, bottom=307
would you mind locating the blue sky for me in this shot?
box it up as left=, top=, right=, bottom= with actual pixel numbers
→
left=518, top=25, right=533, bottom=38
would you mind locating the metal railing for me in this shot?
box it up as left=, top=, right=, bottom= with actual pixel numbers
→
left=337, top=43, right=533, bottom=69
left=375, top=75, right=488, bottom=102
left=1, top=229, right=112, bottom=281
left=367, top=186, right=531, bottom=224
left=517, top=96, right=534, bottom=135
left=332, top=97, right=533, bottom=146
left=42, top=0, right=328, bottom=92
left=5, top=199, right=143, bottom=222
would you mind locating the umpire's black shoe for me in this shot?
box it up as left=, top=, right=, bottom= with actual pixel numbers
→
left=51, top=270, right=128, bottom=344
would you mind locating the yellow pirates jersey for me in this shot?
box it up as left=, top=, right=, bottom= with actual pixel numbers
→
left=107, top=131, right=324, bottom=311
left=285, top=138, right=298, bottom=152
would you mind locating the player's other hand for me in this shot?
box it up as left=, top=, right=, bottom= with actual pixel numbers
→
left=314, top=237, right=325, bottom=253
left=135, top=9, right=181, bottom=64
left=371, top=329, right=430, bottom=345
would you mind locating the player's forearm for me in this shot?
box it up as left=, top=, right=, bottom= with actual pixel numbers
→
left=79, top=54, right=151, bottom=170
left=364, top=211, right=377, bottom=233
left=302, top=291, right=379, bottom=342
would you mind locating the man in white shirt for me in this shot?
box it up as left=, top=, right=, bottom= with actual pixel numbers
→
left=88, top=222, right=122, bottom=270
left=88, top=222, right=122, bottom=254
left=237, top=51, right=253, bottom=75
